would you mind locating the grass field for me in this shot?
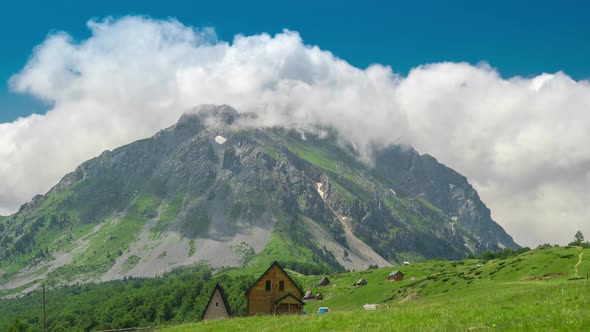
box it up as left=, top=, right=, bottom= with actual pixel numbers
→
left=162, top=246, right=590, bottom=331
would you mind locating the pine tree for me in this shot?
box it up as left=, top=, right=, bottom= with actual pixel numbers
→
left=571, top=230, right=584, bottom=246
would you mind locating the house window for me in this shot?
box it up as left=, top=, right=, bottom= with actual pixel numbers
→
left=279, top=280, right=285, bottom=291
left=215, top=302, right=219, bottom=307
left=265, top=280, right=271, bottom=291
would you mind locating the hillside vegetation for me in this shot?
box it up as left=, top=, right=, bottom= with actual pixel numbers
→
left=2, top=246, right=588, bottom=331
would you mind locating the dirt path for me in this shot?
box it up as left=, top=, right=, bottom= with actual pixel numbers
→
left=575, top=252, right=583, bottom=278
left=316, top=182, right=392, bottom=268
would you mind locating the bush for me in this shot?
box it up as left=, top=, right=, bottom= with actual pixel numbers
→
left=6, top=319, right=32, bottom=332
left=473, top=247, right=531, bottom=261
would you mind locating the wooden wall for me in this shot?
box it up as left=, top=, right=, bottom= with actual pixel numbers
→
left=202, top=288, right=230, bottom=320
left=247, top=264, right=303, bottom=315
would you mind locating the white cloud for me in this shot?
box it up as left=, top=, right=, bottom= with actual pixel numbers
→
left=2, top=16, right=590, bottom=247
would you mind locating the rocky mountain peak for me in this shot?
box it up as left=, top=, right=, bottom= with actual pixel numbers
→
left=178, top=104, right=239, bottom=127
left=0, top=104, right=518, bottom=293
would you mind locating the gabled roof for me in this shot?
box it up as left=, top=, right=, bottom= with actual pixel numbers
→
left=388, top=270, right=404, bottom=277
left=201, top=283, right=232, bottom=320
left=273, top=292, right=305, bottom=305
left=245, top=261, right=305, bottom=297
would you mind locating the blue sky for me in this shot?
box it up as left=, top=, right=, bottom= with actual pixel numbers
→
left=0, top=0, right=588, bottom=123
left=1, top=1, right=590, bottom=245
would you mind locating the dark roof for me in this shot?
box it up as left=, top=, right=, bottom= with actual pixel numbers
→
left=388, top=270, right=404, bottom=277
left=273, top=292, right=305, bottom=305
left=318, top=276, right=330, bottom=284
left=245, top=261, right=305, bottom=297
left=201, top=283, right=232, bottom=320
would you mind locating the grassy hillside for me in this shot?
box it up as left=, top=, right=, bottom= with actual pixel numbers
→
left=2, top=244, right=587, bottom=331
left=166, top=246, right=590, bottom=331
left=165, top=280, right=589, bottom=331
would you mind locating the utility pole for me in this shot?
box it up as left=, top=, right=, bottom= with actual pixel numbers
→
left=42, top=283, right=46, bottom=332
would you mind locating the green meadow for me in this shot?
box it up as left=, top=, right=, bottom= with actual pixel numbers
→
left=2, top=246, right=588, bottom=331
left=164, top=246, right=590, bottom=331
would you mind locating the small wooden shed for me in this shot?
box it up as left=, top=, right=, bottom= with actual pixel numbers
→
left=201, top=283, right=232, bottom=321
left=387, top=270, right=404, bottom=282
left=315, top=293, right=324, bottom=300
left=303, top=291, right=315, bottom=300
left=355, top=278, right=368, bottom=286
left=318, top=276, right=331, bottom=286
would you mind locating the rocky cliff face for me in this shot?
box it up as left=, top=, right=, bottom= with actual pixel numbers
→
left=0, top=105, right=518, bottom=294
left=373, top=146, right=519, bottom=251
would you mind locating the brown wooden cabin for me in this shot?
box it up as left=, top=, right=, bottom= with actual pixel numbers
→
left=245, top=261, right=305, bottom=315
left=387, top=270, right=404, bottom=282
left=315, top=293, right=324, bottom=300
left=201, top=283, right=232, bottom=321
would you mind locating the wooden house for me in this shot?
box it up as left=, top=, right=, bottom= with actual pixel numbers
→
left=201, top=283, right=232, bottom=321
left=315, top=293, right=324, bottom=300
left=245, top=261, right=305, bottom=315
left=303, top=291, right=315, bottom=300
left=387, top=270, right=404, bottom=282
left=318, top=276, right=331, bottom=286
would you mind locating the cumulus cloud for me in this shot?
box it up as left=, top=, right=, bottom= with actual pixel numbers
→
left=2, top=16, right=589, bottom=246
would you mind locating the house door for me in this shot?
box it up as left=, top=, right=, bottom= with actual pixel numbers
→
left=275, top=303, right=290, bottom=314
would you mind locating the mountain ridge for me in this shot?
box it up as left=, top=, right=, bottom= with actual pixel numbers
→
left=0, top=105, right=518, bottom=295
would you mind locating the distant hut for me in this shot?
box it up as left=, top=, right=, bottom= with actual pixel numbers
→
left=303, top=291, right=315, bottom=300
left=355, top=278, right=368, bottom=286
left=387, top=270, right=404, bottom=282
left=318, top=276, right=331, bottom=286
left=403, top=261, right=411, bottom=266
left=201, top=283, right=232, bottom=321
left=315, top=293, right=324, bottom=300
left=245, top=261, right=305, bottom=315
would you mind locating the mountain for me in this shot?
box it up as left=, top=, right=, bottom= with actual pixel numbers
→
left=0, top=105, right=518, bottom=294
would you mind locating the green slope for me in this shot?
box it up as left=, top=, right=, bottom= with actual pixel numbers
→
left=2, top=246, right=588, bottom=331
left=167, top=246, right=590, bottom=331
left=166, top=280, right=590, bottom=332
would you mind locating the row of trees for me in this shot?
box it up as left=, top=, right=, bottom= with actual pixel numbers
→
left=468, top=247, right=532, bottom=260
left=538, top=231, right=590, bottom=249
left=462, top=231, right=589, bottom=261
left=1, top=266, right=255, bottom=332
